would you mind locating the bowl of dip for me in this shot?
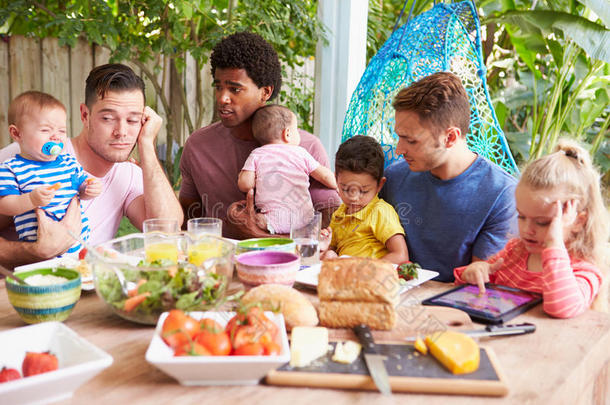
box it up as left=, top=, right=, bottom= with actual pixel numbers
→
left=6, top=268, right=81, bottom=324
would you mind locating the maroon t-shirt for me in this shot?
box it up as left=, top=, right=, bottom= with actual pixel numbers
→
left=179, top=122, right=340, bottom=238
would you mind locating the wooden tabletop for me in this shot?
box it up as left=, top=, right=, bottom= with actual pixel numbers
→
left=1, top=280, right=608, bottom=405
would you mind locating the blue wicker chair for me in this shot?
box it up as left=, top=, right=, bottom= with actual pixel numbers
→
left=341, top=0, right=518, bottom=175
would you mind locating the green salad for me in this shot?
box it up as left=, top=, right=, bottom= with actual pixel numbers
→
left=96, top=260, right=228, bottom=324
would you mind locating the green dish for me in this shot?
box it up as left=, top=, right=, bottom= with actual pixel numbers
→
left=236, top=238, right=296, bottom=254
left=6, top=268, right=81, bottom=324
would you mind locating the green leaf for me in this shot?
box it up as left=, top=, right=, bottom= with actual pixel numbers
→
left=578, top=0, right=610, bottom=28
left=491, top=10, right=610, bottom=62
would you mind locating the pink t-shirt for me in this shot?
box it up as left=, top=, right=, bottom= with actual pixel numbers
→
left=179, top=122, right=341, bottom=239
left=242, top=144, right=320, bottom=234
left=0, top=140, right=143, bottom=245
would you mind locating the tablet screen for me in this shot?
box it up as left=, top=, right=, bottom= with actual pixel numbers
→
left=430, top=284, right=539, bottom=317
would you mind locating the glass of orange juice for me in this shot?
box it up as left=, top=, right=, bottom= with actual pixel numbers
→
left=143, top=218, right=180, bottom=263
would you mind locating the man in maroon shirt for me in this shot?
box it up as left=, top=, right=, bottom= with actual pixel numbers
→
left=179, top=32, right=340, bottom=239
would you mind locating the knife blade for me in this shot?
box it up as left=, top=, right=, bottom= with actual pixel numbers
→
left=353, top=324, right=391, bottom=396
left=404, top=322, right=536, bottom=342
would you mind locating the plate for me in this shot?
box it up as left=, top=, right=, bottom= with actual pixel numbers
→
left=145, top=311, right=290, bottom=385
left=0, top=322, right=113, bottom=405
left=14, top=257, right=94, bottom=291
left=295, top=263, right=439, bottom=294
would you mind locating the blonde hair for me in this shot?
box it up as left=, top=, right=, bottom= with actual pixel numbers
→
left=8, top=91, right=66, bottom=127
left=520, top=139, right=609, bottom=311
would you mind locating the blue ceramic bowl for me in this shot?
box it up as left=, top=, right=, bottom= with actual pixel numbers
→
left=6, top=268, right=81, bottom=324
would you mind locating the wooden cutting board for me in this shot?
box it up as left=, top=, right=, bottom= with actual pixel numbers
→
left=266, top=306, right=508, bottom=396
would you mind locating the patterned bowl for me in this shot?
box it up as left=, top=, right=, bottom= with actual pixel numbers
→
left=235, top=238, right=296, bottom=255
left=235, top=251, right=300, bottom=290
left=6, top=268, right=81, bottom=324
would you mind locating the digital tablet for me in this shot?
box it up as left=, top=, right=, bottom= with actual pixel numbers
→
left=421, top=283, right=542, bottom=324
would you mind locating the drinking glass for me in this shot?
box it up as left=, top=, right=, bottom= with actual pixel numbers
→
left=143, top=218, right=180, bottom=263
left=187, top=217, right=222, bottom=238
left=290, top=211, right=322, bottom=266
left=187, top=218, right=223, bottom=266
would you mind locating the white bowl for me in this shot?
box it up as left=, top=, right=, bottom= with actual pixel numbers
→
left=145, top=311, right=290, bottom=385
left=0, top=322, right=113, bottom=405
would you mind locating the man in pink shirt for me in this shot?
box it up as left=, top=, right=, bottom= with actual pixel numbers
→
left=0, top=64, right=183, bottom=268
left=179, top=32, right=340, bottom=239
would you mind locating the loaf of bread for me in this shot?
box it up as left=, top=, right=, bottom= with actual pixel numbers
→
left=318, top=257, right=400, bottom=307
left=318, top=301, right=396, bottom=330
left=241, top=284, right=318, bottom=331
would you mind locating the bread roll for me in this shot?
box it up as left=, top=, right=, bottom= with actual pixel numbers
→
left=318, top=257, right=400, bottom=306
left=318, top=301, right=396, bottom=330
left=242, top=284, right=318, bottom=331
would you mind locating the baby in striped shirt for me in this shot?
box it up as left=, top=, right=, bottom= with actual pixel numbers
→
left=454, top=139, right=609, bottom=318
left=0, top=91, right=101, bottom=255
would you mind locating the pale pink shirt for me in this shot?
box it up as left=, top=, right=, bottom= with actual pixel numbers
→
left=0, top=140, right=143, bottom=245
left=242, top=144, right=320, bottom=234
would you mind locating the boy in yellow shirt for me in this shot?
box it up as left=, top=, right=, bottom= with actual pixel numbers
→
left=320, top=135, right=409, bottom=264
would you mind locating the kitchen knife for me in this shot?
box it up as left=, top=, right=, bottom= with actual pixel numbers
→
left=353, top=324, right=391, bottom=396
left=404, top=322, right=536, bottom=342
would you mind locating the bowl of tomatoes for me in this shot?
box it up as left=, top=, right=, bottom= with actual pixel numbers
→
left=145, top=307, right=290, bottom=385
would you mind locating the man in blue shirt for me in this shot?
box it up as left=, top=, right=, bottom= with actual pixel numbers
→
left=380, top=72, right=517, bottom=282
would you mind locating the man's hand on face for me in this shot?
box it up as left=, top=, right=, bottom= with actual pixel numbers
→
left=33, top=196, right=82, bottom=258
left=137, top=106, right=163, bottom=147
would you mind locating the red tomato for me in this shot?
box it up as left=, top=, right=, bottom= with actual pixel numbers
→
left=200, top=318, right=223, bottom=334
left=246, top=307, right=278, bottom=342
left=22, top=352, right=58, bottom=377
left=0, top=367, right=21, bottom=382
left=174, top=342, right=211, bottom=357
left=162, top=330, right=191, bottom=350
left=233, top=342, right=264, bottom=356
left=263, top=342, right=281, bottom=356
left=78, top=248, right=88, bottom=260
left=225, top=312, right=246, bottom=337
left=194, top=329, right=231, bottom=356
left=162, top=310, right=199, bottom=339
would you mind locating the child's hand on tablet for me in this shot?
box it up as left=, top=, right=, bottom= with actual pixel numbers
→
left=461, top=259, right=504, bottom=294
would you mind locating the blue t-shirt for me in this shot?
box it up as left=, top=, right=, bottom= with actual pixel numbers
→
left=380, top=156, right=517, bottom=282
left=0, top=154, right=90, bottom=254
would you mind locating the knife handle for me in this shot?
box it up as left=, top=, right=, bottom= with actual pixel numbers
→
left=353, top=324, right=379, bottom=354
left=486, top=322, right=536, bottom=334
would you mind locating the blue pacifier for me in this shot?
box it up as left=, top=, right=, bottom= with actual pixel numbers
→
left=42, top=141, right=64, bottom=156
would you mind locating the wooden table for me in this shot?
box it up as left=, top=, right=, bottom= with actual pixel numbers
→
left=1, top=280, right=608, bottom=405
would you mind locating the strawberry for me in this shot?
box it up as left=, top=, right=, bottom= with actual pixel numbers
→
left=0, top=367, right=21, bottom=383
left=22, top=352, right=58, bottom=377
left=78, top=248, right=88, bottom=260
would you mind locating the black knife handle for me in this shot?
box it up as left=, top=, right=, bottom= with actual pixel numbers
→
left=486, top=322, right=536, bottom=334
left=353, top=324, right=379, bottom=354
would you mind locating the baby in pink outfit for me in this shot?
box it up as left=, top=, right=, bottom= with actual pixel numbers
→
left=238, top=105, right=337, bottom=234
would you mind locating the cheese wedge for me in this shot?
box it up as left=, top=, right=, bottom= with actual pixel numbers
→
left=290, top=326, right=329, bottom=367
left=332, top=341, right=361, bottom=364
left=425, top=331, right=479, bottom=374
left=414, top=337, right=428, bottom=355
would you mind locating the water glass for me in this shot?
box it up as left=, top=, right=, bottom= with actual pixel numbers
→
left=290, top=211, right=322, bottom=266
left=143, top=218, right=180, bottom=263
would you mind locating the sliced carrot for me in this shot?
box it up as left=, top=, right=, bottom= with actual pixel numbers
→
left=47, top=183, right=61, bottom=191
left=127, top=279, right=147, bottom=297
left=123, top=292, right=150, bottom=312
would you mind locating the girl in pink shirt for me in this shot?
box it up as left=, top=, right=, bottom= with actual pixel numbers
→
left=237, top=105, right=337, bottom=234
left=454, top=140, right=609, bottom=318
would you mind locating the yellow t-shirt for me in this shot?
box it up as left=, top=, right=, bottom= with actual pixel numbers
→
left=329, top=196, right=405, bottom=259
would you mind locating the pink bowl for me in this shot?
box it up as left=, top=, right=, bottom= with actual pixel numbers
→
left=235, top=251, right=300, bottom=289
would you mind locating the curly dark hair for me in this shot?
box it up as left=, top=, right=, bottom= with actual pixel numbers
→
left=211, top=32, right=282, bottom=101
left=335, top=135, right=385, bottom=183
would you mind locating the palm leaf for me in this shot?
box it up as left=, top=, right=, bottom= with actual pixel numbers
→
left=490, top=10, right=610, bottom=62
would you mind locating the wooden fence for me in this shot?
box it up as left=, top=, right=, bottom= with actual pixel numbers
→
left=0, top=35, right=314, bottom=150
